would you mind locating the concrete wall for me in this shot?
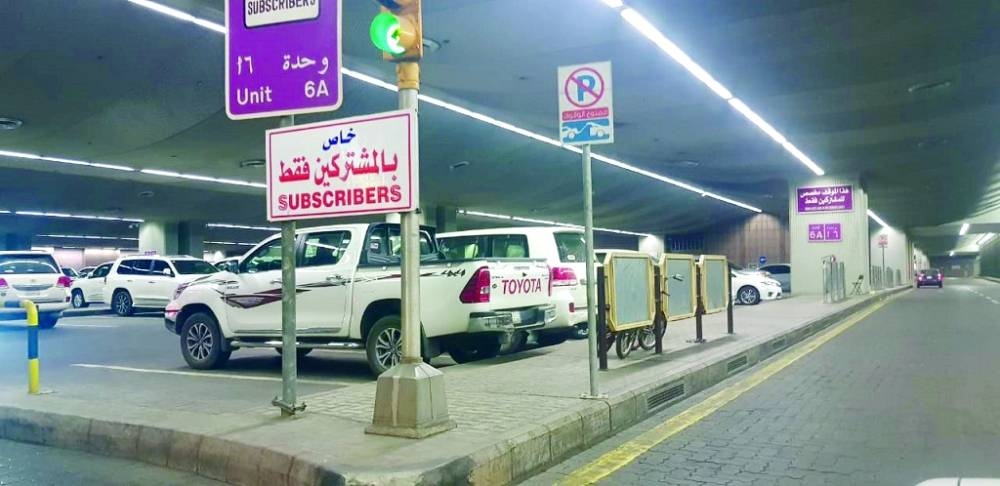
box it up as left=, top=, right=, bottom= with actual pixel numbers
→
left=869, top=225, right=910, bottom=280
left=930, top=256, right=978, bottom=277
left=982, top=239, right=1000, bottom=278
left=789, top=175, right=871, bottom=295
left=702, top=213, right=790, bottom=267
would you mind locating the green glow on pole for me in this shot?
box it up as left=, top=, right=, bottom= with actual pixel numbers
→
left=370, top=11, right=405, bottom=56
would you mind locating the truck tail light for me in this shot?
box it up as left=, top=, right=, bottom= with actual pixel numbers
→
left=937, top=274, right=942, bottom=280
left=551, top=267, right=578, bottom=287
left=56, top=276, right=73, bottom=288
left=460, top=266, right=491, bottom=304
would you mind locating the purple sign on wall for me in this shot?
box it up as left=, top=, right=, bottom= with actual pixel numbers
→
left=808, top=223, right=842, bottom=243
left=797, top=185, right=853, bottom=213
left=226, top=0, right=342, bottom=120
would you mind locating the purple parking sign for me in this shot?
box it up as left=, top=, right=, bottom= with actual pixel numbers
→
left=225, top=0, right=342, bottom=120
left=808, top=223, right=842, bottom=243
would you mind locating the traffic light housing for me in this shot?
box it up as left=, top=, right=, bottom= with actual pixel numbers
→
left=370, top=0, right=423, bottom=62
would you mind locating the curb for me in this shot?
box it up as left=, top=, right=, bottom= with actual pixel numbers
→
left=981, top=276, right=1000, bottom=284
left=63, top=307, right=113, bottom=318
left=0, top=287, right=910, bottom=485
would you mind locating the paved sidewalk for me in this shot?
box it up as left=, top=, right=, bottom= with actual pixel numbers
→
left=0, top=289, right=908, bottom=485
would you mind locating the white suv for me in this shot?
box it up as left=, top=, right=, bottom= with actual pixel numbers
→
left=106, top=256, right=218, bottom=316
left=70, top=261, right=114, bottom=308
left=0, top=251, right=72, bottom=328
left=438, top=227, right=589, bottom=348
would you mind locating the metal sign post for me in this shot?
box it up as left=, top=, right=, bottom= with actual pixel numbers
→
left=559, top=61, right=613, bottom=399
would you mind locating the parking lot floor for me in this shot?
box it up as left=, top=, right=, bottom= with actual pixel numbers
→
left=526, top=278, right=1000, bottom=485
left=0, top=287, right=907, bottom=483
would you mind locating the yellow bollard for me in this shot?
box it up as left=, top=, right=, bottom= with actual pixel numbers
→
left=21, top=300, right=39, bottom=394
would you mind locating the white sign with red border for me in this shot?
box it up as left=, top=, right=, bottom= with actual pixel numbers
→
left=558, top=61, right=614, bottom=146
left=266, top=109, right=418, bottom=221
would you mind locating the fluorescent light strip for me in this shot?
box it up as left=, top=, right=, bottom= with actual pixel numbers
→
left=14, top=210, right=144, bottom=223
left=38, top=234, right=139, bottom=241
left=204, top=240, right=257, bottom=247
left=0, top=150, right=135, bottom=172
left=614, top=6, right=825, bottom=176
left=976, top=233, right=996, bottom=247
left=959, top=223, right=970, bottom=236
left=140, top=169, right=265, bottom=188
left=458, top=209, right=651, bottom=237
left=207, top=223, right=280, bottom=232
left=949, top=251, right=956, bottom=257
left=866, top=209, right=889, bottom=228
left=116, top=0, right=759, bottom=214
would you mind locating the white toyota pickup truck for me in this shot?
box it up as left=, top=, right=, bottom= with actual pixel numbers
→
left=164, top=223, right=556, bottom=375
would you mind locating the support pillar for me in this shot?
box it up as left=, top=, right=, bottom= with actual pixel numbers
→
left=639, top=234, right=665, bottom=259
left=434, top=206, right=457, bottom=233
left=138, top=221, right=178, bottom=255
left=789, top=175, right=872, bottom=296
left=178, top=222, right=205, bottom=258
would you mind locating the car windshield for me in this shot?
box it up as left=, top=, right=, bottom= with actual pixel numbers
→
left=0, top=255, right=59, bottom=274
left=171, top=259, right=218, bottom=275
left=922, top=269, right=941, bottom=274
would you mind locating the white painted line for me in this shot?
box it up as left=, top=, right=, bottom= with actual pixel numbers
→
left=71, top=364, right=348, bottom=386
left=59, top=324, right=118, bottom=328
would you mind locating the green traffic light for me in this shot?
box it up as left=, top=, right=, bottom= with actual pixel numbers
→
left=370, top=11, right=405, bottom=56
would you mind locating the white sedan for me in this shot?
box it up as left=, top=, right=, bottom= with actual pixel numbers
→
left=731, top=270, right=783, bottom=305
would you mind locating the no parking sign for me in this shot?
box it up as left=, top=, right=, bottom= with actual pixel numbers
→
left=558, top=61, right=614, bottom=146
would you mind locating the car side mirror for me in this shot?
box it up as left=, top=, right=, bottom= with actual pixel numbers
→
left=161, top=269, right=174, bottom=277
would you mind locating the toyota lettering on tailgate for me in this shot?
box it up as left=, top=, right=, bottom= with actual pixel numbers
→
left=501, top=277, right=544, bottom=295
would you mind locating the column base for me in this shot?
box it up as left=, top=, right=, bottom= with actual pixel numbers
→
left=366, top=362, right=456, bottom=439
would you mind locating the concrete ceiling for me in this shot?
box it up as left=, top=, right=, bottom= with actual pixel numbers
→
left=1, top=0, right=998, bottom=252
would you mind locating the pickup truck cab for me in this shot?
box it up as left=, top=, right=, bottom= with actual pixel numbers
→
left=438, top=227, right=588, bottom=348
left=165, top=223, right=555, bottom=375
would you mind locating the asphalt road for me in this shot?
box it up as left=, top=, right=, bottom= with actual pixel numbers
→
left=0, top=438, right=222, bottom=485
left=529, top=278, right=1000, bottom=485
left=0, top=311, right=382, bottom=413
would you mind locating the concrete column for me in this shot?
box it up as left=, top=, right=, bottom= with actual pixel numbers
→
left=2, top=233, right=32, bottom=251
left=138, top=221, right=179, bottom=255
left=434, top=206, right=457, bottom=233
left=178, top=222, right=205, bottom=257
left=789, top=175, right=872, bottom=295
left=639, top=234, right=665, bottom=259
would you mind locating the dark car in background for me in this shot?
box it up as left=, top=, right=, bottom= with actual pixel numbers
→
left=916, top=268, right=943, bottom=288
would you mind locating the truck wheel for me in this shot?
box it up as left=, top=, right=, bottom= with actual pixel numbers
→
left=276, top=347, right=313, bottom=358
left=37, top=313, right=59, bottom=329
left=180, top=312, right=230, bottom=370
left=71, top=290, right=88, bottom=309
left=366, top=315, right=403, bottom=376
left=449, top=336, right=501, bottom=364
left=113, top=290, right=134, bottom=316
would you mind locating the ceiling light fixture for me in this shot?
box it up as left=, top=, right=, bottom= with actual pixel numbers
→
left=615, top=6, right=825, bottom=176
left=0, top=117, right=24, bottom=130
left=601, top=0, right=625, bottom=8
left=204, top=240, right=257, bottom=247
left=866, top=209, right=889, bottom=228
left=959, top=223, right=970, bottom=236
left=37, top=234, right=139, bottom=241
left=239, top=158, right=266, bottom=168
left=949, top=251, right=956, bottom=257
left=206, top=223, right=280, bottom=231
left=976, top=233, right=997, bottom=247
left=0, top=150, right=135, bottom=172
left=14, top=210, right=144, bottom=223
left=118, top=0, right=763, bottom=215
left=458, top=209, right=652, bottom=237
